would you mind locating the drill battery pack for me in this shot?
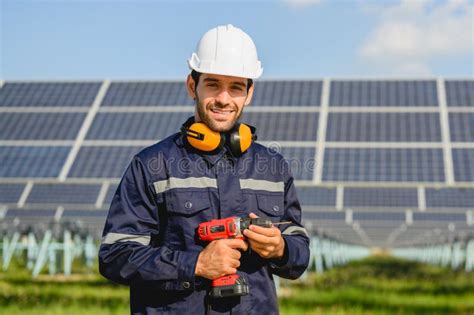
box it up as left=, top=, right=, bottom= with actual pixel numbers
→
left=210, top=274, right=249, bottom=298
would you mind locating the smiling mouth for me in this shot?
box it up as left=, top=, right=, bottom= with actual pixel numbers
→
left=210, top=108, right=235, bottom=117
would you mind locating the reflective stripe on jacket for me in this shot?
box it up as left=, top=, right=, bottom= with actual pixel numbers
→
left=99, top=132, right=310, bottom=315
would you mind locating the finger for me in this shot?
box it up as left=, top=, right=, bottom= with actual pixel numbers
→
left=249, top=225, right=280, bottom=237
left=249, top=212, right=259, bottom=219
left=228, top=258, right=240, bottom=269
left=222, top=239, right=249, bottom=251
left=246, top=239, right=266, bottom=252
left=228, top=249, right=241, bottom=260
left=225, top=267, right=237, bottom=275
left=244, top=228, right=276, bottom=244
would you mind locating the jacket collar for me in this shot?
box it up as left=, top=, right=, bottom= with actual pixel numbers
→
left=175, top=132, right=235, bottom=167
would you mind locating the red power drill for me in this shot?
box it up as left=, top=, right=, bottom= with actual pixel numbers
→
left=197, top=216, right=289, bottom=298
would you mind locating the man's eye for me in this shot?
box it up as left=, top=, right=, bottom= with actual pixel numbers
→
left=207, top=83, right=218, bottom=87
left=232, top=86, right=244, bottom=91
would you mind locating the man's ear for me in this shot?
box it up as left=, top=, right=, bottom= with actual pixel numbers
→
left=186, top=74, right=197, bottom=100
left=244, top=83, right=254, bottom=106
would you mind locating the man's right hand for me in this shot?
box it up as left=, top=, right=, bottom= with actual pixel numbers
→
left=195, top=239, right=248, bottom=280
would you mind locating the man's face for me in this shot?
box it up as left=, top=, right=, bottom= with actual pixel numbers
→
left=186, top=73, right=254, bottom=132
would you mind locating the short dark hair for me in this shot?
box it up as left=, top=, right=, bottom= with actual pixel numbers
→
left=191, top=70, right=253, bottom=92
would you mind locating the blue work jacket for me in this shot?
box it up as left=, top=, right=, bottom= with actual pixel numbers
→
left=99, top=130, right=310, bottom=314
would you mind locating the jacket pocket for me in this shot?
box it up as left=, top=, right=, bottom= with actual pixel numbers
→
left=256, top=193, right=284, bottom=219
left=165, top=189, right=212, bottom=216
left=162, top=189, right=213, bottom=249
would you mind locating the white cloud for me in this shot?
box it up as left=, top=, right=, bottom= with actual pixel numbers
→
left=359, top=0, right=474, bottom=76
left=284, top=0, right=323, bottom=9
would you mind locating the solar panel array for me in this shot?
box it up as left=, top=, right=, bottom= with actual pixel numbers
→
left=1, top=79, right=473, bottom=247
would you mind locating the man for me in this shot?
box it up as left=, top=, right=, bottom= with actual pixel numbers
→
left=99, top=24, right=310, bottom=314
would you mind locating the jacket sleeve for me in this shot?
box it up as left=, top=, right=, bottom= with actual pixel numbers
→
left=268, top=165, right=310, bottom=279
left=98, top=156, right=200, bottom=290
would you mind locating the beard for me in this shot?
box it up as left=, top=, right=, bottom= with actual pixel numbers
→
left=195, top=97, right=243, bottom=133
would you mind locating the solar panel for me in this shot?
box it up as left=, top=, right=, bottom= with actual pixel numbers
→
left=449, top=113, right=474, bottom=142
left=452, top=149, right=474, bottom=182
left=250, top=81, right=322, bottom=106
left=344, top=188, right=418, bottom=207
left=425, top=188, right=474, bottom=208
left=3, top=209, right=56, bottom=233
left=323, top=148, right=445, bottom=182
left=0, top=146, right=70, bottom=178
left=62, top=210, right=108, bottom=237
left=353, top=212, right=405, bottom=221
left=302, top=211, right=345, bottom=221
left=0, top=183, right=25, bottom=203
left=326, top=113, right=441, bottom=142
left=0, top=113, right=86, bottom=140
left=0, top=82, right=101, bottom=107
left=103, top=184, right=119, bottom=207
left=413, top=212, right=466, bottom=222
left=68, top=146, right=143, bottom=178
left=26, top=184, right=102, bottom=205
left=445, top=80, right=474, bottom=107
left=279, top=147, right=316, bottom=181
left=241, top=112, right=319, bottom=141
left=2, top=79, right=473, bottom=248
left=101, top=82, right=193, bottom=106
left=329, top=80, right=438, bottom=107
left=296, top=187, right=337, bottom=206
left=86, top=112, right=192, bottom=140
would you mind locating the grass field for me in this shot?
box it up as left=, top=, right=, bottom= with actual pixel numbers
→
left=1, top=256, right=473, bottom=315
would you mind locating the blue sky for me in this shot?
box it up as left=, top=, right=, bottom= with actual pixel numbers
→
left=2, top=0, right=473, bottom=80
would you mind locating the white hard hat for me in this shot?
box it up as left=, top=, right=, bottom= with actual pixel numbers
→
left=188, top=24, right=263, bottom=79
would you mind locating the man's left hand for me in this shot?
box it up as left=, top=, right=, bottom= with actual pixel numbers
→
left=243, top=213, right=285, bottom=259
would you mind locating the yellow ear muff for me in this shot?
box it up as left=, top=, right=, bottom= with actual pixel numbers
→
left=238, top=124, right=254, bottom=153
left=185, top=122, right=224, bottom=152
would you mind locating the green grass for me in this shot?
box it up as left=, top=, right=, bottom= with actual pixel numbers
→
left=0, top=262, right=129, bottom=315
left=279, top=256, right=474, bottom=315
left=1, top=256, right=474, bottom=314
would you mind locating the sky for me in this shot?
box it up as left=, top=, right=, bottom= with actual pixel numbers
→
left=1, top=0, right=473, bottom=80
